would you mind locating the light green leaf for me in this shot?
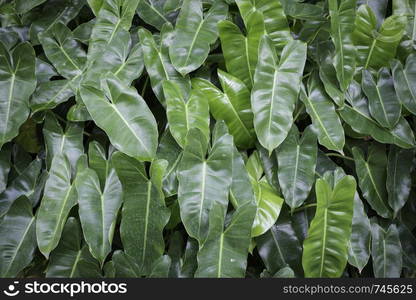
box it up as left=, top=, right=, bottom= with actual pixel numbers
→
left=169, top=0, right=228, bottom=75
left=302, top=172, right=356, bottom=277
left=391, top=54, right=416, bottom=115
left=163, top=80, right=210, bottom=148
left=252, top=37, right=307, bottom=153
left=80, top=75, right=158, bottom=162
left=192, top=70, right=256, bottom=149
left=75, top=167, right=122, bottom=266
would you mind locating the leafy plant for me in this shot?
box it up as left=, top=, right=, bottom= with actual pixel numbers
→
left=0, top=0, right=415, bottom=279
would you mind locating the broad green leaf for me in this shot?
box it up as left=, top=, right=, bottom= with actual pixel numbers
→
left=192, top=70, right=256, bottom=149
left=348, top=194, right=371, bottom=273
left=195, top=202, right=256, bottom=277
left=29, top=0, right=85, bottom=45
left=230, top=147, right=255, bottom=209
left=371, top=222, right=402, bottom=278
left=36, top=154, right=78, bottom=258
left=392, top=0, right=416, bottom=44
left=88, top=141, right=112, bottom=189
left=340, top=81, right=416, bottom=149
left=156, top=130, right=182, bottom=197
left=46, top=217, right=101, bottom=278
left=218, top=11, right=264, bottom=89
left=75, top=167, right=122, bottom=266
left=139, top=25, right=191, bottom=106
left=87, top=0, right=103, bottom=15
left=136, top=0, right=178, bottom=30
left=0, top=196, right=36, bottom=277
left=39, top=22, right=86, bottom=80
left=169, top=0, right=228, bottom=75
left=0, top=157, right=41, bottom=217
left=277, top=125, right=317, bottom=209
left=272, top=267, right=295, bottom=278
left=43, top=113, right=84, bottom=172
left=163, top=80, right=210, bottom=148
left=391, top=54, right=416, bottom=115
left=150, top=255, right=172, bottom=278
left=280, top=0, right=326, bottom=21
left=386, top=146, right=414, bottom=217
left=80, top=75, right=158, bottom=161
left=352, top=4, right=406, bottom=70
left=301, top=75, right=345, bottom=152
left=302, top=172, right=356, bottom=277
left=30, top=80, right=74, bottom=114
left=235, top=0, right=291, bottom=52
left=87, top=0, right=140, bottom=63
left=35, top=58, right=58, bottom=83
left=352, top=145, right=392, bottom=219
left=112, top=250, right=142, bottom=277
left=256, top=209, right=304, bottom=277
left=362, top=68, right=401, bottom=129
left=0, top=42, right=36, bottom=149
left=84, top=29, right=144, bottom=87
left=181, top=237, right=199, bottom=278
left=252, top=37, right=307, bottom=153
left=251, top=180, right=283, bottom=238
left=178, top=125, right=233, bottom=243
left=328, top=0, right=357, bottom=91
left=112, top=152, right=170, bottom=275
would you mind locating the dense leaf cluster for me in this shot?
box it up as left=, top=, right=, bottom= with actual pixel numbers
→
left=0, top=0, right=415, bottom=278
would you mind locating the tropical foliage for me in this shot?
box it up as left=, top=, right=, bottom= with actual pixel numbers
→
left=0, top=0, right=415, bottom=278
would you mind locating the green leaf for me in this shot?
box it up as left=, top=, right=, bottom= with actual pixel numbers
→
left=352, top=145, right=392, bottom=219
left=192, top=70, right=256, bottom=149
left=371, top=221, right=402, bottom=278
left=302, top=172, right=356, bottom=277
left=149, top=255, right=172, bottom=278
left=87, top=0, right=140, bottom=63
left=39, top=22, right=86, bottom=80
left=397, top=222, right=416, bottom=272
left=139, top=25, right=191, bottom=106
left=348, top=194, right=371, bottom=273
left=0, top=144, right=11, bottom=193
left=43, top=113, right=84, bottom=172
left=112, top=152, right=170, bottom=275
left=0, top=196, right=36, bottom=277
left=340, top=81, right=416, bottom=149
left=301, top=75, right=345, bottom=152
left=0, top=42, right=36, bottom=149
left=112, top=250, right=142, bottom=277
left=36, top=153, right=78, bottom=258
left=169, top=0, right=228, bottom=75
left=328, top=0, right=357, bottom=91
left=391, top=54, right=416, bottom=115
left=80, top=75, right=158, bottom=161
left=136, top=0, right=177, bottom=30
left=178, top=125, right=233, bottom=243
left=251, top=180, right=283, bottom=237
left=362, top=68, right=401, bottom=129
left=30, top=80, right=75, bottom=114
left=235, top=0, right=291, bottom=52
left=163, top=80, right=210, bottom=148
left=386, top=146, right=415, bottom=217
left=195, top=202, right=256, bottom=277
left=88, top=141, right=112, bottom=189
left=87, top=0, right=103, bottom=16
left=0, top=157, right=41, bottom=217
left=256, top=209, right=305, bottom=277
left=46, top=217, right=101, bottom=278
left=156, top=130, right=182, bottom=197
left=277, top=125, right=317, bottom=209
left=252, top=37, right=307, bottom=153
left=75, top=167, right=123, bottom=266
left=353, top=4, right=406, bottom=70
left=230, top=147, right=255, bottom=209
left=218, top=11, right=265, bottom=89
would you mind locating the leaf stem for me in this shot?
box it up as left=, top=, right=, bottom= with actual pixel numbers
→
left=326, top=153, right=354, bottom=161
left=292, top=203, right=317, bottom=214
